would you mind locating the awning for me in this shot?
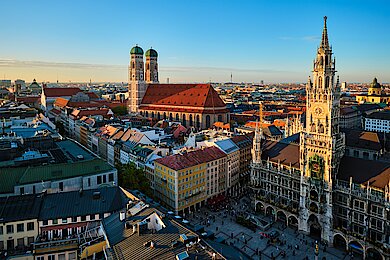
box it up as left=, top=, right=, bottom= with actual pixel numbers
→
left=41, top=222, right=88, bottom=232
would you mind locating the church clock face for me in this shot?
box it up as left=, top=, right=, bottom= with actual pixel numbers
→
left=314, top=106, right=323, bottom=116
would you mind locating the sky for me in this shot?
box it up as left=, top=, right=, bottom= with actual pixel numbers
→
left=0, top=0, right=389, bottom=83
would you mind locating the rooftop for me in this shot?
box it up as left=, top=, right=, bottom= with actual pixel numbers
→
left=39, top=186, right=128, bottom=220
left=0, top=158, right=114, bottom=194
left=0, top=194, right=43, bottom=223
left=155, top=146, right=226, bottom=171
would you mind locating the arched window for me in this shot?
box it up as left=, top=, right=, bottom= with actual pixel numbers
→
left=163, top=112, right=167, bottom=119
left=206, top=115, right=211, bottom=128
left=157, top=112, right=161, bottom=120
left=318, top=76, right=323, bottom=88
left=189, top=115, right=193, bottom=126
left=145, top=111, right=149, bottom=118
left=319, top=124, right=324, bottom=133
left=182, top=114, right=187, bottom=127
left=325, top=55, right=328, bottom=66
left=169, top=113, right=173, bottom=121
left=325, top=76, right=330, bottom=89
left=196, top=115, right=200, bottom=128
left=151, top=112, right=155, bottom=118
left=175, top=113, right=179, bottom=121
left=311, top=123, right=316, bottom=132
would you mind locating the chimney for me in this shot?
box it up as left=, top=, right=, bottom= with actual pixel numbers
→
left=119, top=211, right=126, bottom=221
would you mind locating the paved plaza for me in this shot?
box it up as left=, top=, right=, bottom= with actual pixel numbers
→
left=187, top=197, right=360, bottom=260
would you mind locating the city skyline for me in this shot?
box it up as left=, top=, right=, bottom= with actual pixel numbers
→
left=1, top=0, right=389, bottom=83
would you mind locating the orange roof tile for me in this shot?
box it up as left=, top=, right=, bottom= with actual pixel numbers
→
left=43, top=87, right=81, bottom=97
left=140, top=84, right=227, bottom=113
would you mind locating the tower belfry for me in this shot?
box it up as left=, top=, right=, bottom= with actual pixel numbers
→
left=298, top=16, right=345, bottom=244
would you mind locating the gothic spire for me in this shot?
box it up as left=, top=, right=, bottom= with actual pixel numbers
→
left=320, top=16, right=329, bottom=49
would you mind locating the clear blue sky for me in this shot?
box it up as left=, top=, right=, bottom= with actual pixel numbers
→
left=0, top=0, right=389, bottom=83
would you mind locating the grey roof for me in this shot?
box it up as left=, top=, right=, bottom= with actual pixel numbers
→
left=215, top=139, right=239, bottom=154
left=0, top=194, right=43, bottom=222
left=39, top=186, right=128, bottom=220
left=103, top=207, right=217, bottom=260
left=366, top=110, right=390, bottom=121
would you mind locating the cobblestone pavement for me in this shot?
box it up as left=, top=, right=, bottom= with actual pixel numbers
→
left=186, top=197, right=361, bottom=260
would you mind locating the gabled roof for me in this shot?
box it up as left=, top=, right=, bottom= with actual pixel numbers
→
left=338, top=156, right=390, bottom=189
left=155, top=146, right=226, bottom=171
left=43, top=87, right=81, bottom=97
left=262, top=140, right=300, bottom=169
left=343, top=129, right=382, bottom=151
left=140, top=84, right=227, bottom=113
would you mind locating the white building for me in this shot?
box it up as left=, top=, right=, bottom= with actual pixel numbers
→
left=364, top=111, right=390, bottom=133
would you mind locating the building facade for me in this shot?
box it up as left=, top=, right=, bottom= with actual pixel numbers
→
left=250, top=17, right=389, bottom=259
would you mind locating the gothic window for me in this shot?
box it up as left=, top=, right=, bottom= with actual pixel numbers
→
left=319, top=124, right=324, bottom=133
left=196, top=115, right=200, bottom=128
left=325, top=55, right=328, bottom=66
left=318, top=76, right=323, bottom=88
left=206, top=115, right=211, bottom=128
left=325, top=76, right=330, bottom=88
left=311, top=123, right=316, bottom=132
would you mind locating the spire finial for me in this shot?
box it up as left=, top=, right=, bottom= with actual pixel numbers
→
left=321, top=16, right=329, bottom=48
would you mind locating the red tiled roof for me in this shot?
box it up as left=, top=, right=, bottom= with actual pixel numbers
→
left=140, top=84, right=227, bottom=113
left=262, top=140, right=300, bottom=169
left=54, top=97, right=70, bottom=108
left=71, top=108, right=111, bottom=119
left=16, top=96, right=40, bottom=103
left=86, top=92, right=99, bottom=99
left=43, top=87, right=81, bottom=97
left=155, top=146, right=226, bottom=171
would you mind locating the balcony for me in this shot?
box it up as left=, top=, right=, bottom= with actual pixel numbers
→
left=33, top=237, right=79, bottom=254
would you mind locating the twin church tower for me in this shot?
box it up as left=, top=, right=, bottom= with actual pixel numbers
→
left=128, top=46, right=159, bottom=113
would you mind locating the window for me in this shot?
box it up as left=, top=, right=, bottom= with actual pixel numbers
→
left=58, top=254, right=66, bottom=260
left=62, top=218, right=68, bottom=224
left=103, top=175, right=107, bottom=183
left=81, top=216, right=86, bottom=221
left=17, top=223, right=24, bottom=232
left=0, top=241, right=3, bottom=250
left=20, top=187, right=25, bottom=195
left=59, top=182, right=64, bottom=191
left=109, top=173, right=114, bottom=182
left=33, top=185, right=36, bottom=194
left=53, top=219, right=58, bottom=224
left=353, top=200, right=365, bottom=211
left=97, top=176, right=102, bottom=185
left=6, top=225, right=14, bottom=234
left=371, top=205, right=384, bottom=216
left=17, top=238, right=24, bottom=247
left=48, top=255, right=56, bottom=260
left=90, top=214, right=95, bottom=220
left=27, top=236, right=34, bottom=246
left=72, top=217, right=77, bottom=223
left=88, top=178, right=91, bottom=187
left=36, top=256, right=45, bottom=260
left=27, top=222, right=34, bottom=231
left=0, top=226, right=3, bottom=235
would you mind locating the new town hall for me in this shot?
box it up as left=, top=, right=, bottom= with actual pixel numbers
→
left=251, top=17, right=389, bottom=259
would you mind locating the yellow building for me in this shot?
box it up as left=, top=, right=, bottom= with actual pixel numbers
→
left=154, top=147, right=226, bottom=215
left=356, top=78, right=390, bottom=104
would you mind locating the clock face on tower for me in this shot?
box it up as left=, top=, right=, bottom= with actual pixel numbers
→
left=314, top=106, right=323, bottom=116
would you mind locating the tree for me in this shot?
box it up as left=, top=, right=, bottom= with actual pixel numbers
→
left=116, top=163, right=154, bottom=198
left=112, top=106, right=128, bottom=116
